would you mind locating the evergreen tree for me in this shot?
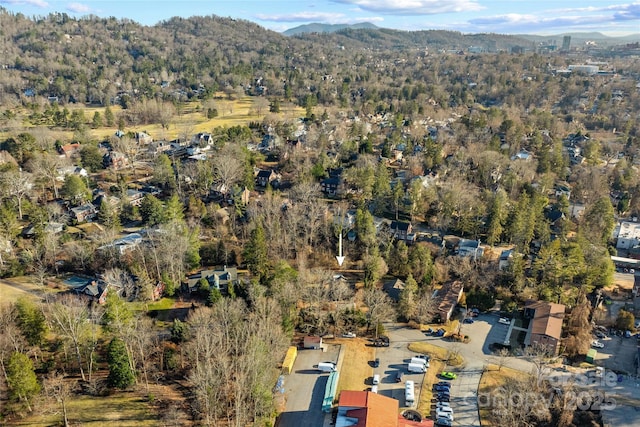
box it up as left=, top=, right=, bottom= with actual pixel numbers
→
left=98, top=199, right=121, bottom=230
left=15, top=297, right=47, bottom=347
left=140, top=194, right=165, bottom=225
left=165, top=194, right=185, bottom=224
left=486, top=189, right=508, bottom=245
left=398, top=273, right=419, bottom=320
left=91, top=111, right=103, bottom=128
left=106, top=337, right=135, bottom=389
left=104, top=106, right=115, bottom=127
left=61, top=174, right=90, bottom=205
left=7, top=352, right=40, bottom=411
left=244, top=222, right=269, bottom=281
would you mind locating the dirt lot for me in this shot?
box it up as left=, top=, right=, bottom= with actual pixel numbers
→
left=334, top=338, right=374, bottom=394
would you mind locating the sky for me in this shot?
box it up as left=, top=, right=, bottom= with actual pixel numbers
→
left=1, top=0, right=639, bottom=36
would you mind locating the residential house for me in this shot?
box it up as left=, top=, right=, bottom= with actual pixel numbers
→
left=435, top=281, right=464, bottom=322
left=56, top=166, right=88, bottom=182
left=457, top=239, right=483, bottom=260
left=184, top=266, right=239, bottom=294
left=390, top=221, right=415, bottom=243
left=98, top=233, right=143, bottom=255
left=524, top=300, right=565, bottom=355
left=555, top=184, right=571, bottom=200
left=545, top=208, right=566, bottom=234
left=126, top=189, right=146, bottom=207
left=498, top=249, right=514, bottom=271
left=70, top=203, right=97, bottom=223
left=383, top=278, right=405, bottom=302
left=321, top=176, right=342, bottom=197
left=74, top=279, right=124, bottom=305
left=58, top=143, right=81, bottom=158
left=336, top=390, right=429, bottom=427
left=568, top=203, right=586, bottom=220
left=136, top=132, right=153, bottom=145
left=511, top=149, right=533, bottom=161
left=256, top=169, right=279, bottom=187
left=103, top=151, right=129, bottom=170
left=75, top=280, right=109, bottom=304
left=146, top=140, right=172, bottom=157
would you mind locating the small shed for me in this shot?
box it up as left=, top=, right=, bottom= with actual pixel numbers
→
left=282, top=346, right=297, bottom=375
left=586, top=349, right=597, bottom=363
left=303, top=336, right=322, bottom=350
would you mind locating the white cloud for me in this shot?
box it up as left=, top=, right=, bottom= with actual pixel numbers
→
left=467, top=12, right=619, bottom=33
left=255, top=11, right=348, bottom=23
left=331, top=0, right=484, bottom=15
left=66, top=2, right=91, bottom=13
left=465, top=2, right=640, bottom=33
left=0, top=0, right=49, bottom=8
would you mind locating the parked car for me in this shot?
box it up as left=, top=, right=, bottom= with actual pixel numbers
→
left=372, top=358, right=380, bottom=368
left=463, top=318, right=474, bottom=324
left=435, top=328, right=446, bottom=337
left=395, top=371, right=404, bottom=383
left=434, top=384, right=451, bottom=392
left=591, top=341, right=604, bottom=349
left=435, top=417, right=452, bottom=426
left=342, top=332, right=356, bottom=338
left=594, top=331, right=606, bottom=339
left=436, top=381, right=451, bottom=387
left=435, top=411, right=454, bottom=422
left=440, top=371, right=457, bottom=380
left=436, top=394, right=450, bottom=402
left=435, top=401, right=451, bottom=410
left=498, top=317, right=511, bottom=325
left=372, top=374, right=380, bottom=385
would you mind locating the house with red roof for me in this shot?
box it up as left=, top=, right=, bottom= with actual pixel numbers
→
left=336, top=390, right=432, bottom=427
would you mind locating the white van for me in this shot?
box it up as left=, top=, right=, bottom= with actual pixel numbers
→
left=317, top=362, right=336, bottom=372
left=372, top=374, right=380, bottom=385
left=410, top=357, right=429, bottom=367
left=371, top=385, right=378, bottom=393
left=405, top=380, right=415, bottom=406
left=407, top=362, right=426, bottom=373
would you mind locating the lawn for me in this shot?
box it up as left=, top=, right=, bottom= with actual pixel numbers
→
left=408, top=342, right=464, bottom=366
left=0, top=276, right=55, bottom=304
left=477, top=364, right=526, bottom=426
left=336, top=338, right=374, bottom=395
left=9, top=392, right=160, bottom=427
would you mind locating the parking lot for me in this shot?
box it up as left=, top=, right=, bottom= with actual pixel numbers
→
left=594, top=335, right=638, bottom=374
left=373, top=334, right=426, bottom=408
left=276, top=344, right=340, bottom=427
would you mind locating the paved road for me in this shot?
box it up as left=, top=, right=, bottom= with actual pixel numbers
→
left=386, top=315, right=539, bottom=426
left=374, top=329, right=426, bottom=408
left=277, top=345, right=340, bottom=427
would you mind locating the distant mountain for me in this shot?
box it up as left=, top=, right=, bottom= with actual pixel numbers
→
left=283, top=22, right=379, bottom=36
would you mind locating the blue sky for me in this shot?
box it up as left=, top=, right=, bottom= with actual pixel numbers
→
left=1, top=0, right=639, bottom=35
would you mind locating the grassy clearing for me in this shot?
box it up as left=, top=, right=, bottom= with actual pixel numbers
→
left=416, top=359, right=445, bottom=415
left=10, top=392, right=158, bottom=427
left=3, top=97, right=305, bottom=143
left=336, top=338, right=374, bottom=395
left=478, top=364, right=526, bottom=426
left=0, top=280, right=32, bottom=303
left=408, top=342, right=464, bottom=367
left=0, top=276, right=56, bottom=304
